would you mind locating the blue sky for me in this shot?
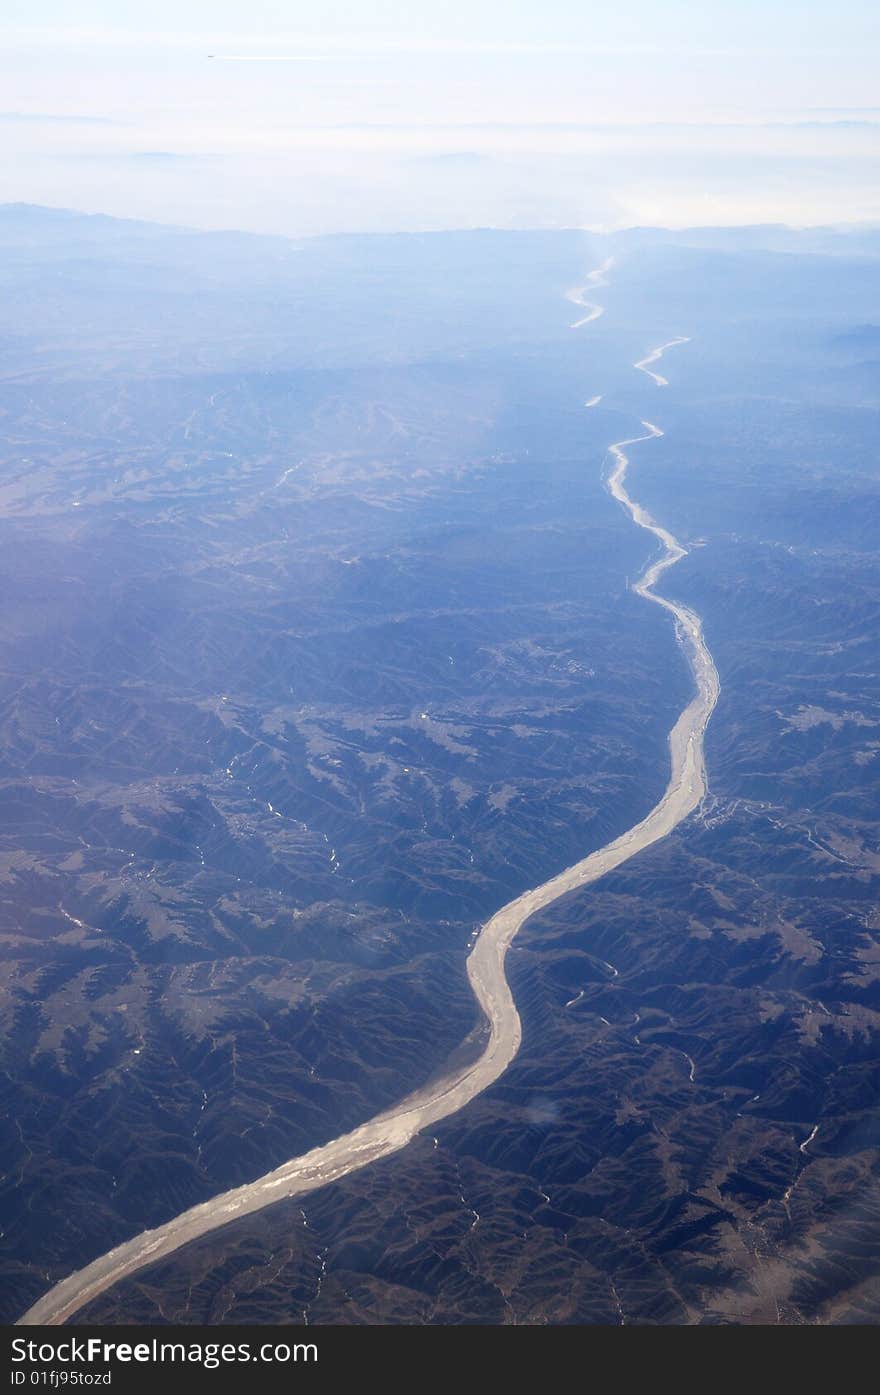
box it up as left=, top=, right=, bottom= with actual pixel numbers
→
left=3, top=2, right=880, bottom=233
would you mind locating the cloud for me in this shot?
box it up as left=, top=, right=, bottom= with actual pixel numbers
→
left=0, top=111, right=123, bottom=125
left=413, top=152, right=490, bottom=166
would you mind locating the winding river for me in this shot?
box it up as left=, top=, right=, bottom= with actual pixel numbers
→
left=19, top=287, right=718, bottom=1327
left=566, top=257, right=614, bottom=327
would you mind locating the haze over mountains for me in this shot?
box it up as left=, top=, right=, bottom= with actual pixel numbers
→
left=1, top=206, right=879, bottom=1324
left=5, top=3, right=880, bottom=234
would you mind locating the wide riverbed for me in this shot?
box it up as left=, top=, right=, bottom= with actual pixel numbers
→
left=19, top=310, right=718, bottom=1328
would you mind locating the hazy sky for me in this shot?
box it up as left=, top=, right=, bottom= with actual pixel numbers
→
left=4, top=1, right=880, bottom=234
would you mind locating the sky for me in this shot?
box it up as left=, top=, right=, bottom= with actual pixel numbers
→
left=3, top=1, right=880, bottom=235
